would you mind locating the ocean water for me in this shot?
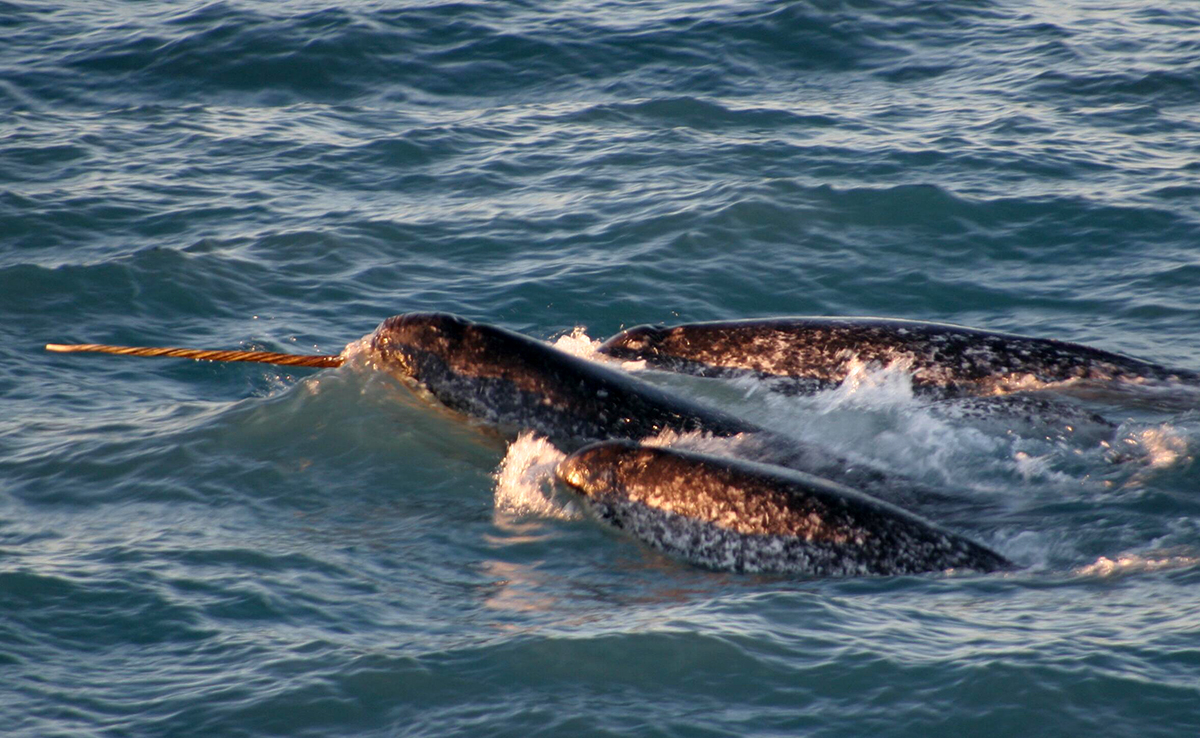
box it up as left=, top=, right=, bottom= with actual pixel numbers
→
left=4, top=1, right=1200, bottom=735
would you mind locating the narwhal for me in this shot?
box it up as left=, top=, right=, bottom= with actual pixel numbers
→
left=557, top=441, right=1011, bottom=576
left=599, top=317, right=1200, bottom=397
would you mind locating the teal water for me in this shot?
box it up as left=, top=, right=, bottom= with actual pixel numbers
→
left=4, top=1, right=1200, bottom=735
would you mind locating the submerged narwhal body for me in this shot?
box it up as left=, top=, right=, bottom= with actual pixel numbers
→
left=557, top=442, right=1012, bottom=576
left=599, top=317, right=1200, bottom=396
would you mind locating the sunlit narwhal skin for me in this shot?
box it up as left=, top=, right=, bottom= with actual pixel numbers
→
left=367, top=313, right=944, bottom=509
left=556, top=442, right=1013, bottom=576
left=598, top=317, right=1200, bottom=397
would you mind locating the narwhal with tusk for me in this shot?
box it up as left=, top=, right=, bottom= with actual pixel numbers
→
left=46, top=313, right=760, bottom=447
left=46, top=312, right=959, bottom=512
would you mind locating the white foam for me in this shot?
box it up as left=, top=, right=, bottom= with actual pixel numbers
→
left=1130, top=425, right=1191, bottom=469
left=1101, top=422, right=1193, bottom=481
left=731, top=367, right=1009, bottom=489
left=702, top=360, right=1139, bottom=496
left=492, top=432, right=580, bottom=519
left=816, top=357, right=917, bottom=411
left=338, top=335, right=375, bottom=365
left=550, top=326, right=603, bottom=360
left=1076, top=553, right=1198, bottom=577
left=1012, top=451, right=1053, bottom=481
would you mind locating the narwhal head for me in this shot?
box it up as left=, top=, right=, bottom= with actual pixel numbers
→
left=368, top=312, right=579, bottom=392
left=555, top=440, right=644, bottom=498
left=370, top=312, right=478, bottom=383
left=368, top=311, right=612, bottom=436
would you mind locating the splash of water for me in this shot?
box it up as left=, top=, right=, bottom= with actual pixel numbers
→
left=550, top=326, right=603, bottom=359
left=1103, top=423, right=1192, bottom=474
left=816, top=356, right=917, bottom=411
left=1130, top=426, right=1191, bottom=469
left=339, top=335, right=375, bottom=365
left=493, top=432, right=579, bottom=519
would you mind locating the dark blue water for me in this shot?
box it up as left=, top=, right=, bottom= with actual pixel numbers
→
left=5, top=1, right=1200, bottom=735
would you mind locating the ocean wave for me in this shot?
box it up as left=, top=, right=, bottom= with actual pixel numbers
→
left=8, top=1, right=1200, bottom=736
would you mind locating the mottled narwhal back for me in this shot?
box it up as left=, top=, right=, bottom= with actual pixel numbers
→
left=369, top=312, right=758, bottom=446
left=556, top=441, right=1013, bottom=577
left=599, top=317, right=1200, bottom=395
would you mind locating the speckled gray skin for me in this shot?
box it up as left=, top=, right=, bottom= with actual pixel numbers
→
left=557, top=442, right=1013, bottom=576
left=368, top=313, right=961, bottom=513
left=599, top=317, right=1200, bottom=396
